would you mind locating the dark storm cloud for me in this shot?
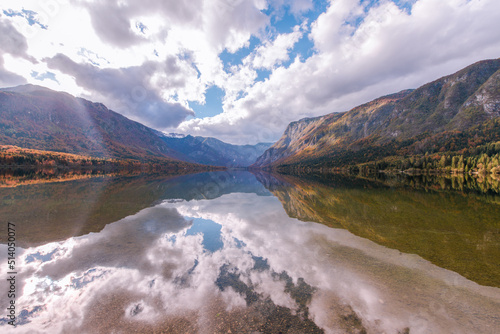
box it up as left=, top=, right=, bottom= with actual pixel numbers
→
left=45, top=53, right=194, bottom=128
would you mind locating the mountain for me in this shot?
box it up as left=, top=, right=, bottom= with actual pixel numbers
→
left=0, top=84, right=271, bottom=168
left=253, top=58, right=500, bottom=169
left=159, top=133, right=272, bottom=167
left=0, top=84, right=187, bottom=162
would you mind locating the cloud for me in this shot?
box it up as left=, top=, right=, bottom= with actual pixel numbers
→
left=72, top=0, right=203, bottom=48
left=176, top=23, right=307, bottom=143
left=45, top=53, right=195, bottom=128
left=0, top=16, right=36, bottom=86
left=73, top=0, right=268, bottom=54
left=2, top=0, right=500, bottom=144
left=202, top=0, right=269, bottom=53
left=244, top=26, right=303, bottom=70
left=268, top=0, right=315, bottom=17
left=288, top=0, right=314, bottom=15
left=0, top=16, right=37, bottom=61
left=0, top=57, right=27, bottom=86
left=177, top=0, right=500, bottom=144
left=0, top=0, right=272, bottom=133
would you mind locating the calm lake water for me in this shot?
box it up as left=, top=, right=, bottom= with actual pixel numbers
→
left=0, top=171, right=499, bottom=333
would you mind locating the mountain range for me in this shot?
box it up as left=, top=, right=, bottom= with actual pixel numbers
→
left=0, top=85, right=269, bottom=167
left=253, top=58, right=500, bottom=170
left=158, top=134, right=271, bottom=167
left=1, top=58, right=500, bottom=171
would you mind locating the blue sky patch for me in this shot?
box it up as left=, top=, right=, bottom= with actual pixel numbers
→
left=301, top=0, right=330, bottom=27
left=284, top=33, right=316, bottom=68
left=255, top=68, right=272, bottom=82
left=185, top=217, right=224, bottom=252
left=3, top=8, right=48, bottom=29
left=189, top=85, right=225, bottom=119
left=265, top=7, right=301, bottom=35
left=77, top=48, right=110, bottom=66
left=25, top=248, right=58, bottom=263
left=220, top=36, right=260, bottom=71
left=31, top=71, right=59, bottom=84
left=392, top=0, right=417, bottom=14
left=135, top=21, right=147, bottom=34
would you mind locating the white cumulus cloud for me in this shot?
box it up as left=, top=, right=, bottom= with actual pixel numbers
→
left=1, top=0, right=500, bottom=143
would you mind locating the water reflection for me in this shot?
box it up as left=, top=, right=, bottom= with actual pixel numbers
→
left=0, top=171, right=499, bottom=333
left=256, top=172, right=500, bottom=287
left=0, top=171, right=268, bottom=247
left=0, top=168, right=105, bottom=188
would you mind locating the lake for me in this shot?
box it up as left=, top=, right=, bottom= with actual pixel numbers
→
left=0, top=171, right=499, bottom=333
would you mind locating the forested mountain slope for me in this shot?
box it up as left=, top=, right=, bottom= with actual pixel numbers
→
left=253, top=59, right=500, bottom=170
left=0, top=85, right=183, bottom=162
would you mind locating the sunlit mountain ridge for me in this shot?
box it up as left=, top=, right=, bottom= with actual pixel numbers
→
left=254, top=58, right=500, bottom=171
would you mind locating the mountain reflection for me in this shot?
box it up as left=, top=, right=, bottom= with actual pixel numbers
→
left=0, top=171, right=269, bottom=247
left=0, top=172, right=499, bottom=333
left=255, top=172, right=500, bottom=288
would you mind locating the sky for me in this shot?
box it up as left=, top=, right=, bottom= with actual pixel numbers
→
left=0, top=0, right=499, bottom=145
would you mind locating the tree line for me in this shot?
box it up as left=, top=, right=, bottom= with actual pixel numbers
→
left=358, top=141, right=500, bottom=175
left=0, top=145, right=219, bottom=173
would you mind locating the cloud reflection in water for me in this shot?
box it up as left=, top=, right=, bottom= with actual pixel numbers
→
left=1, top=191, right=499, bottom=333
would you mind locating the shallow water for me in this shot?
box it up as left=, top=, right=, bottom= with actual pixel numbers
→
left=0, top=171, right=499, bottom=333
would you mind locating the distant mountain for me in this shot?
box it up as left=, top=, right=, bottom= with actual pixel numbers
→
left=163, top=132, right=187, bottom=139
left=159, top=133, right=272, bottom=167
left=0, top=84, right=186, bottom=162
left=0, top=84, right=271, bottom=168
left=253, top=58, right=500, bottom=169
